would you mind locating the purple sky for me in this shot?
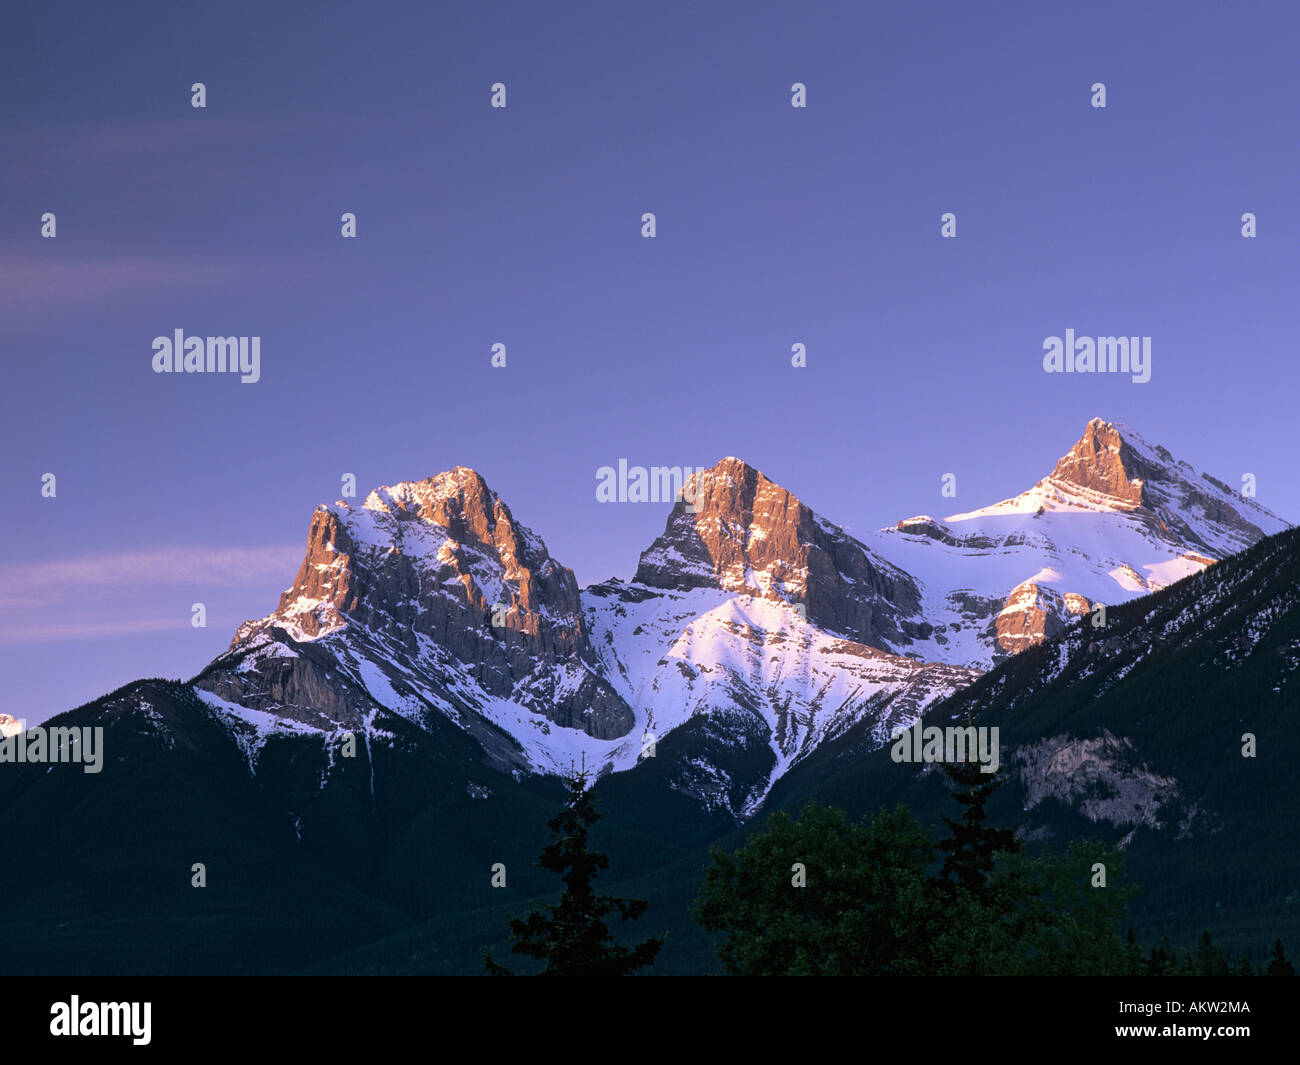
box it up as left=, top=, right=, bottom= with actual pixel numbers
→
left=4, top=1, right=1299, bottom=725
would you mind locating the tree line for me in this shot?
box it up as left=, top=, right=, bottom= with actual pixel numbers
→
left=485, top=762, right=1296, bottom=977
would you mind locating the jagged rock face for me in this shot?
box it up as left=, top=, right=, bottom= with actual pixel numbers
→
left=1015, top=732, right=1181, bottom=829
left=1050, top=418, right=1278, bottom=555
left=995, top=581, right=1067, bottom=655
left=265, top=470, right=585, bottom=664
left=893, top=516, right=962, bottom=546
left=1048, top=419, right=1150, bottom=506
left=213, top=468, right=634, bottom=741
left=634, top=458, right=922, bottom=651
left=197, top=643, right=372, bottom=731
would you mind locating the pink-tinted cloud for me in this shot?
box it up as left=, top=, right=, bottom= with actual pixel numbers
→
left=0, top=617, right=211, bottom=644
left=6, top=115, right=342, bottom=166
left=0, top=256, right=261, bottom=314
left=0, top=545, right=302, bottom=611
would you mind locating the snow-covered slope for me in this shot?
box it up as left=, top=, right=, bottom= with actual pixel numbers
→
left=582, top=583, right=975, bottom=813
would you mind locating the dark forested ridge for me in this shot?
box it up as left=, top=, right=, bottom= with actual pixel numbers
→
left=763, top=524, right=1300, bottom=961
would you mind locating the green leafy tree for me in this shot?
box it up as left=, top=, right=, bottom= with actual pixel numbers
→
left=694, top=802, right=935, bottom=975
left=485, top=766, right=663, bottom=976
left=695, top=764, right=1138, bottom=975
left=994, top=841, right=1136, bottom=976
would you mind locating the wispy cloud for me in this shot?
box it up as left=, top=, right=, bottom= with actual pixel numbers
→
left=0, top=617, right=218, bottom=644
left=0, top=545, right=302, bottom=611
left=0, top=252, right=321, bottom=314
left=0, top=256, right=263, bottom=314
left=4, top=115, right=342, bottom=166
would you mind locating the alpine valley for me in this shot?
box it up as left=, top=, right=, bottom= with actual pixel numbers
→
left=2, top=418, right=1295, bottom=975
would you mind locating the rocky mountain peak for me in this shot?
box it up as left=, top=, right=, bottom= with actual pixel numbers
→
left=359, top=468, right=552, bottom=587
left=1040, top=417, right=1287, bottom=556
left=1047, top=418, right=1150, bottom=506
left=367, top=467, right=500, bottom=532
left=633, top=457, right=922, bottom=650
left=286, top=470, right=570, bottom=639
left=214, top=469, right=633, bottom=741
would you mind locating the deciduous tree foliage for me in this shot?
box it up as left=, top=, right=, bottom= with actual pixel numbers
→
left=694, top=802, right=934, bottom=975
left=695, top=765, right=1138, bottom=975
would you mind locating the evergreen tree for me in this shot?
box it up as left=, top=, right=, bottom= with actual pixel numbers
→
left=1147, top=937, right=1176, bottom=976
left=1124, top=927, right=1144, bottom=975
left=1267, top=938, right=1295, bottom=976
left=934, top=759, right=1021, bottom=897
left=485, top=765, right=664, bottom=976
left=1194, top=930, right=1230, bottom=977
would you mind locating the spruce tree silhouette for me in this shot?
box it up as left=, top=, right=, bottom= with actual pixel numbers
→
left=485, top=762, right=664, bottom=976
left=1267, top=939, right=1296, bottom=976
left=934, top=758, right=1021, bottom=897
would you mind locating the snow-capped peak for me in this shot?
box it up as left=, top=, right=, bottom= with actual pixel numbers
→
left=867, top=418, right=1290, bottom=669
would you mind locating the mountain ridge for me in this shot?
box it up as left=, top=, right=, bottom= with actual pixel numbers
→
left=8, top=417, right=1287, bottom=821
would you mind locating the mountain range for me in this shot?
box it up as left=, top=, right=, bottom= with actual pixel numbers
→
left=1, top=417, right=1293, bottom=974
left=186, top=416, right=1286, bottom=816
